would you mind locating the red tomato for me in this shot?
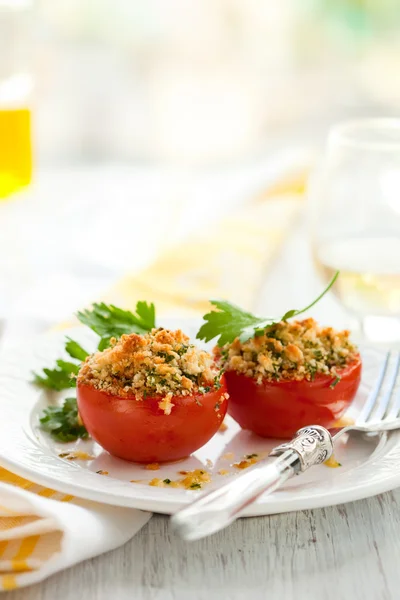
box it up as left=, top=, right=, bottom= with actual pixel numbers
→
left=225, top=357, right=362, bottom=438
left=77, top=377, right=228, bottom=463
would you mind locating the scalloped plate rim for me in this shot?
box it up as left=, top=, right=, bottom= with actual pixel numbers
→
left=0, top=322, right=399, bottom=516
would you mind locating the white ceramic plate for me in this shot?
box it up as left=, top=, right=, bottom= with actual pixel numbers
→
left=0, top=320, right=399, bottom=516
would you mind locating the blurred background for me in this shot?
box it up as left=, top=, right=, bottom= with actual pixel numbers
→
left=1, top=0, right=399, bottom=338
left=19, top=0, right=400, bottom=165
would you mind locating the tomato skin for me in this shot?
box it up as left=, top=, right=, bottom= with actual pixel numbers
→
left=225, top=357, right=362, bottom=439
left=76, top=377, right=228, bottom=463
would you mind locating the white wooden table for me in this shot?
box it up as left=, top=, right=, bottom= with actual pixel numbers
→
left=4, top=493, right=399, bottom=600
left=2, top=169, right=399, bottom=600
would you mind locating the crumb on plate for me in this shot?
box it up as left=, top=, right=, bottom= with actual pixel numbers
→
left=58, top=451, right=95, bottom=461
left=233, top=453, right=259, bottom=469
left=222, top=452, right=234, bottom=461
left=324, top=455, right=342, bottom=468
left=148, top=469, right=211, bottom=490
left=145, top=463, right=160, bottom=471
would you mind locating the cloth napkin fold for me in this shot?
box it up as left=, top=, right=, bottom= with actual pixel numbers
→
left=0, top=158, right=309, bottom=591
left=0, top=474, right=150, bottom=591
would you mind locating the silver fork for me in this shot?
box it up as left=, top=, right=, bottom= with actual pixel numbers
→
left=171, top=351, right=400, bottom=541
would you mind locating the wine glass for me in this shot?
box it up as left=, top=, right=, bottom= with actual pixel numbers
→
left=309, top=119, right=400, bottom=343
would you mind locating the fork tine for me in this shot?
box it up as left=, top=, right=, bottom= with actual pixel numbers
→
left=358, top=351, right=390, bottom=423
left=373, top=352, right=400, bottom=421
left=385, top=352, right=400, bottom=419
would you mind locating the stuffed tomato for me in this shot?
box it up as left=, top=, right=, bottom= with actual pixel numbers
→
left=214, top=318, right=361, bottom=439
left=77, top=328, right=228, bottom=462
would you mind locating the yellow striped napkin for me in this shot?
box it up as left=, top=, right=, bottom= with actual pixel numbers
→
left=0, top=475, right=150, bottom=591
left=0, top=164, right=308, bottom=591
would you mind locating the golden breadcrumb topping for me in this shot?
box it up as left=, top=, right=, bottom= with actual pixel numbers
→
left=215, top=318, right=358, bottom=383
left=78, top=328, right=220, bottom=411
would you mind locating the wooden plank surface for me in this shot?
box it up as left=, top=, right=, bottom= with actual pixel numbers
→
left=5, top=489, right=400, bottom=600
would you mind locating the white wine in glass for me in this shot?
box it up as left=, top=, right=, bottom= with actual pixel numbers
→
left=310, top=119, right=400, bottom=341
left=315, top=236, right=400, bottom=316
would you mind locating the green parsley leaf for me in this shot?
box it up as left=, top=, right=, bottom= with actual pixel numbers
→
left=158, top=352, right=175, bottom=363
left=197, top=300, right=274, bottom=346
left=199, top=385, right=211, bottom=395
left=39, top=397, right=88, bottom=442
left=213, top=373, right=222, bottom=390
left=197, top=272, right=339, bottom=347
left=308, top=364, right=317, bottom=381
left=33, top=338, right=85, bottom=391
left=65, top=338, right=89, bottom=361
left=190, top=482, right=201, bottom=489
left=163, top=478, right=172, bottom=484
left=330, top=376, right=341, bottom=389
left=33, top=359, right=79, bottom=391
left=76, top=301, right=156, bottom=350
left=55, top=360, right=80, bottom=374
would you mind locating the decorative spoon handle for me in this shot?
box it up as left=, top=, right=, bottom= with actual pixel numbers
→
left=171, top=425, right=333, bottom=541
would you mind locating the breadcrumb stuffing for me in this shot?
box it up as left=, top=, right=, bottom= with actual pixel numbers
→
left=215, top=318, right=358, bottom=383
left=78, top=328, right=220, bottom=413
left=158, top=393, right=174, bottom=415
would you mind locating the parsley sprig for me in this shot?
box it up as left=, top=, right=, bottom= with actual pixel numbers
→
left=33, top=339, right=89, bottom=391
left=32, top=340, right=88, bottom=391
left=64, top=337, right=90, bottom=361
left=40, top=397, right=89, bottom=442
left=197, top=272, right=339, bottom=347
left=33, top=360, right=79, bottom=391
left=33, top=301, right=156, bottom=391
left=77, top=301, right=155, bottom=351
left=34, top=301, right=156, bottom=441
